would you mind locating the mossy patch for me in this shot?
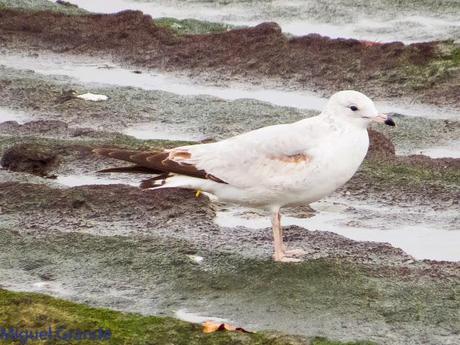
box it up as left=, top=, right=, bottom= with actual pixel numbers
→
left=0, top=221, right=458, bottom=343
left=360, top=158, right=460, bottom=188
left=0, top=1, right=234, bottom=34
left=0, top=143, right=60, bottom=177
left=155, top=17, right=236, bottom=35
left=311, top=338, right=375, bottom=345
left=0, top=134, right=194, bottom=157
left=0, top=0, right=87, bottom=15
left=397, top=41, right=460, bottom=91
left=0, top=289, right=375, bottom=345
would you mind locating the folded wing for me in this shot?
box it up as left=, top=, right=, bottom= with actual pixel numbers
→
left=94, top=118, right=324, bottom=188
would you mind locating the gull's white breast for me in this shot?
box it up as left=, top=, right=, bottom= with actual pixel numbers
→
left=291, top=126, right=369, bottom=205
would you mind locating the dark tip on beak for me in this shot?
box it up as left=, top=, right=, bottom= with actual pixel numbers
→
left=384, top=116, right=395, bottom=127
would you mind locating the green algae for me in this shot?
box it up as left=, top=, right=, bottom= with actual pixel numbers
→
left=0, top=289, right=255, bottom=345
left=1, top=225, right=457, bottom=343
left=361, top=158, right=460, bottom=188
left=311, top=338, right=375, bottom=345
left=155, top=17, right=236, bottom=35
left=0, top=0, right=87, bottom=15
left=0, top=1, right=235, bottom=35
left=0, top=134, right=194, bottom=157
left=398, top=41, right=460, bottom=91
left=0, top=288, right=375, bottom=345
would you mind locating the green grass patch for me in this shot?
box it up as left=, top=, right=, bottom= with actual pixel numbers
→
left=0, top=289, right=375, bottom=345
left=361, top=158, right=460, bottom=188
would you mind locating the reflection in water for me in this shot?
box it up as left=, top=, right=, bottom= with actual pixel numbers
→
left=56, top=174, right=140, bottom=187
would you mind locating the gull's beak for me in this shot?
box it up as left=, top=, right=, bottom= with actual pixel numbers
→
left=372, top=113, right=395, bottom=126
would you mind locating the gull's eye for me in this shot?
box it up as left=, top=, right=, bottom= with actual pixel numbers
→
left=350, top=106, right=358, bottom=111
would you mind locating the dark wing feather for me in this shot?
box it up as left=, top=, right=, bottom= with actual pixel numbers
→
left=139, top=173, right=170, bottom=189
left=93, top=148, right=227, bottom=183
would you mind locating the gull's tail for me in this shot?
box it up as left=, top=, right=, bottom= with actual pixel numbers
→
left=93, top=148, right=226, bottom=190
left=93, top=148, right=169, bottom=188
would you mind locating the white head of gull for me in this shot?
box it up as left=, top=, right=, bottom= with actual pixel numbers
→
left=95, top=90, right=395, bottom=262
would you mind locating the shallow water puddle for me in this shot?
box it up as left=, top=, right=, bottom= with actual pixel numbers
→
left=175, top=309, right=228, bottom=324
left=0, top=53, right=327, bottom=111
left=55, top=174, right=140, bottom=187
left=279, top=15, right=460, bottom=43
left=70, top=0, right=460, bottom=43
left=215, top=199, right=460, bottom=262
left=409, top=141, right=460, bottom=159
left=0, top=107, right=31, bottom=124
left=2, top=53, right=459, bottom=121
left=30, top=281, right=70, bottom=295
left=123, top=122, right=206, bottom=141
left=1, top=276, right=73, bottom=299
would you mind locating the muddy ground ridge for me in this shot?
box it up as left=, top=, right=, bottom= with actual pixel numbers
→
left=0, top=8, right=459, bottom=108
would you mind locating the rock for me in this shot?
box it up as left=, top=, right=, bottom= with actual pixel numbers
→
left=55, top=1, right=78, bottom=8
left=367, top=129, right=395, bottom=159
left=76, top=93, right=109, bottom=102
left=1, top=144, right=60, bottom=177
left=253, top=22, right=282, bottom=35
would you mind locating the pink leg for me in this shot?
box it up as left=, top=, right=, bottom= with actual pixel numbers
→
left=272, top=209, right=284, bottom=261
left=271, top=209, right=304, bottom=262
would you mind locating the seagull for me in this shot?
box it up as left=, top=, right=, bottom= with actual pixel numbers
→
left=94, top=90, right=395, bottom=262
